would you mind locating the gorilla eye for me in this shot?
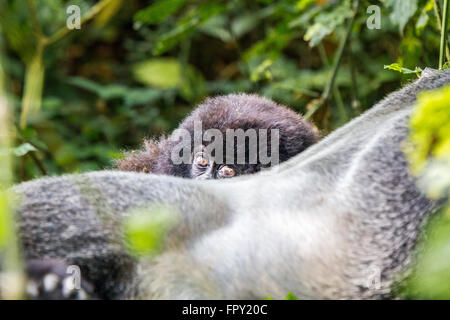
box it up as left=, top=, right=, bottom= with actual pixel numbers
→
left=194, top=155, right=209, bottom=168
left=218, top=165, right=236, bottom=178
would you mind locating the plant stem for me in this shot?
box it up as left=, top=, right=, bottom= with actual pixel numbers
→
left=434, top=0, right=450, bottom=61
left=26, top=0, right=44, bottom=39
left=305, top=0, right=359, bottom=119
left=0, top=54, right=25, bottom=300
left=45, top=0, right=116, bottom=46
left=439, top=0, right=449, bottom=69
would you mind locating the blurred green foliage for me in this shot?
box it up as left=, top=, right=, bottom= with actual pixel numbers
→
left=0, top=0, right=449, bottom=299
left=123, top=206, right=177, bottom=258
left=404, top=84, right=450, bottom=299
left=0, top=0, right=447, bottom=181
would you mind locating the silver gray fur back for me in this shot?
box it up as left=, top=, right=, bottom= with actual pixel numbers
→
left=12, top=69, right=450, bottom=299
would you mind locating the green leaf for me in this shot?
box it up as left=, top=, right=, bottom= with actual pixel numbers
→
left=303, top=5, right=353, bottom=47
left=134, top=0, right=186, bottom=25
left=180, top=65, right=207, bottom=102
left=68, top=77, right=162, bottom=106
left=406, top=85, right=450, bottom=181
left=12, top=143, right=37, bottom=157
left=132, top=58, right=181, bottom=88
left=123, top=206, right=177, bottom=257
left=415, top=8, right=430, bottom=34
left=285, top=292, right=299, bottom=300
left=387, top=0, right=418, bottom=34
left=199, top=15, right=232, bottom=42
left=153, top=2, right=225, bottom=55
left=384, top=63, right=422, bottom=76
left=405, top=209, right=450, bottom=299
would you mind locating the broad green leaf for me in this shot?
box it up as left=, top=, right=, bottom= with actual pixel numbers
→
left=303, top=5, right=353, bottom=47
left=250, top=59, right=274, bottom=82
left=406, top=209, right=450, bottom=299
left=123, top=206, right=177, bottom=257
left=13, top=143, right=37, bottom=157
left=132, top=58, right=181, bottom=88
left=68, top=77, right=162, bottom=106
left=387, top=0, right=418, bottom=34
left=406, top=85, right=450, bottom=179
left=180, top=65, right=207, bottom=102
left=134, top=0, right=186, bottom=25
left=153, top=2, right=225, bottom=55
left=199, top=15, right=232, bottom=42
left=295, top=0, right=316, bottom=12
left=415, top=9, right=429, bottom=35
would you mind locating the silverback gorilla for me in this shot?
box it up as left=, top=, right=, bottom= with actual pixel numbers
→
left=115, top=94, right=319, bottom=179
left=7, top=68, right=450, bottom=299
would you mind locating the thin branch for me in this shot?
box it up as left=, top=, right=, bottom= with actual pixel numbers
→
left=318, top=44, right=348, bottom=121
left=350, top=53, right=361, bottom=111
left=26, top=0, right=44, bottom=39
left=45, top=0, right=116, bottom=46
left=305, top=0, right=360, bottom=119
left=27, top=151, right=47, bottom=176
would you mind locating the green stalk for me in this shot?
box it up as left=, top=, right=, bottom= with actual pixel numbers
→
left=439, top=0, right=449, bottom=69
left=0, top=55, right=25, bottom=300
left=305, top=0, right=359, bottom=119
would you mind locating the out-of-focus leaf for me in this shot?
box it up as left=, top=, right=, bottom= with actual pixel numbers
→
left=295, top=0, right=316, bottom=12
left=69, top=77, right=127, bottom=100
left=68, top=77, right=162, bottom=107
left=231, top=6, right=275, bottom=39
left=406, top=85, right=450, bottom=178
left=199, top=15, right=232, bottom=42
left=244, top=26, right=292, bottom=61
left=303, top=5, right=353, bottom=47
left=289, top=5, right=321, bottom=28
left=386, top=0, right=418, bottom=34
left=12, top=143, right=37, bottom=157
left=285, top=292, right=299, bottom=300
left=152, top=2, right=225, bottom=55
left=250, top=59, right=273, bottom=82
left=406, top=209, right=450, bottom=299
left=20, top=51, right=45, bottom=128
left=94, top=0, right=124, bottom=26
left=123, top=89, right=162, bottom=107
left=134, top=0, right=186, bottom=25
left=123, top=206, right=177, bottom=257
left=180, top=65, right=207, bottom=102
left=132, top=58, right=181, bottom=88
left=415, top=8, right=430, bottom=34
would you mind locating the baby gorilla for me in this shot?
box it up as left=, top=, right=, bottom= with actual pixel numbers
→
left=115, top=94, right=319, bottom=179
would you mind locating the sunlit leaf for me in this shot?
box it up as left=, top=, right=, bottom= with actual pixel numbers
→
left=384, top=63, right=422, bottom=76
left=123, top=206, right=177, bottom=257
left=132, top=58, right=182, bottom=88
left=12, top=143, right=37, bottom=157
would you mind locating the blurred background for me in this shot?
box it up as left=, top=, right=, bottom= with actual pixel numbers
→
left=0, top=0, right=445, bottom=179
left=0, top=0, right=449, bottom=299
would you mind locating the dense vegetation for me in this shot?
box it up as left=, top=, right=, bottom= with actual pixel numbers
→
left=0, top=0, right=449, bottom=299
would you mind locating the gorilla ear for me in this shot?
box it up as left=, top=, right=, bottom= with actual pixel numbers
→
left=115, top=139, right=163, bottom=173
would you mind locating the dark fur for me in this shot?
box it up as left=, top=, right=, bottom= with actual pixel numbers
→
left=115, top=94, right=319, bottom=178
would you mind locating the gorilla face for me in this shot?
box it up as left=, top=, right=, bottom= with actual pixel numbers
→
left=190, top=148, right=238, bottom=180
